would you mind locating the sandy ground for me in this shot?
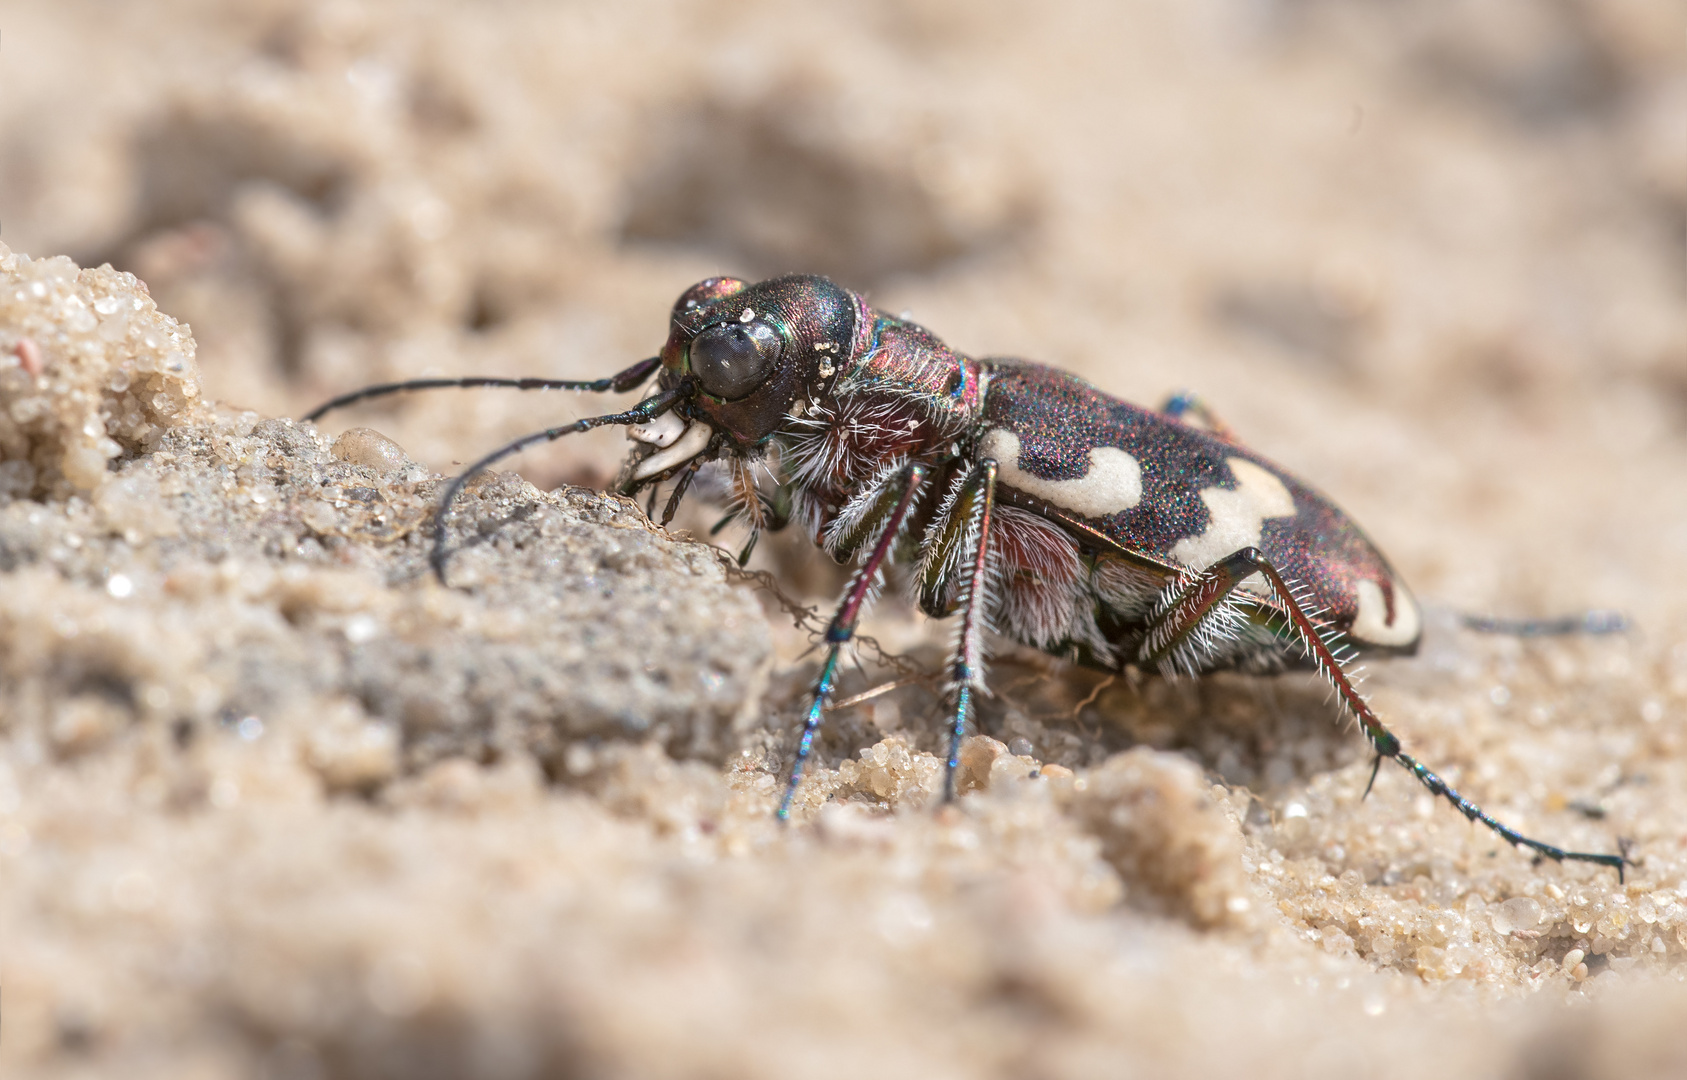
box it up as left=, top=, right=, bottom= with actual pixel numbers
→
left=0, top=1, right=1684, bottom=1077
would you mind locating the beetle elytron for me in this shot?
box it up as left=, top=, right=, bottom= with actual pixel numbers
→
left=306, top=274, right=1624, bottom=877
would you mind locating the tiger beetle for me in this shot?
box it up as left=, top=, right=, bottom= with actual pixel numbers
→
left=305, top=274, right=1626, bottom=879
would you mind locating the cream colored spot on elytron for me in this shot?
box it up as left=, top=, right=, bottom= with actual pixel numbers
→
left=978, top=428, right=1142, bottom=519
left=1170, top=458, right=1297, bottom=571
left=1351, top=577, right=1421, bottom=647
left=632, top=421, right=712, bottom=480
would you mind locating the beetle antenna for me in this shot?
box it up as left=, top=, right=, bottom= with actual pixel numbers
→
left=302, top=356, right=662, bottom=423
left=429, top=381, right=691, bottom=582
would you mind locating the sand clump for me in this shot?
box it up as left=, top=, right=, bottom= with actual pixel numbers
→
left=0, top=247, right=200, bottom=497
left=0, top=241, right=772, bottom=780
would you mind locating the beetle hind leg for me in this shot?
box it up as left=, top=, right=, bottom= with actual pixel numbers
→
left=1135, top=549, right=1268, bottom=677
left=1135, top=547, right=1627, bottom=879
left=1249, top=556, right=1627, bottom=879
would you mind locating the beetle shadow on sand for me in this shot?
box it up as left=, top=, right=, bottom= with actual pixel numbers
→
left=987, top=650, right=1366, bottom=800
left=779, top=630, right=1366, bottom=805
left=417, top=500, right=542, bottom=581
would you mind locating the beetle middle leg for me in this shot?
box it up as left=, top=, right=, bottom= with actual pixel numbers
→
left=1132, top=546, right=1626, bottom=878
left=777, top=461, right=929, bottom=821
left=939, top=460, right=999, bottom=802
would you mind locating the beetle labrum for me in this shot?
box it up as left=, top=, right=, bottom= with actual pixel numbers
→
left=306, top=273, right=1624, bottom=877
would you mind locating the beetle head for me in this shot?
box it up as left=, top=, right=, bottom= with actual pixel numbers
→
left=666, top=274, right=859, bottom=442
left=617, top=275, right=862, bottom=492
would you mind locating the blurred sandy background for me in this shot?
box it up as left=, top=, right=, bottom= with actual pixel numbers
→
left=0, top=1, right=1685, bottom=1077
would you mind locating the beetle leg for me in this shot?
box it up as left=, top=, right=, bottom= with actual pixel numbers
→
left=918, top=465, right=990, bottom=617
left=1135, top=549, right=1265, bottom=674
left=942, top=459, right=999, bottom=802
left=659, top=456, right=704, bottom=526
left=1159, top=391, right=1237, bottom=442
left=1139, top=547, right=1626, bottom=878
left=777, top=462, right=929, bottom=821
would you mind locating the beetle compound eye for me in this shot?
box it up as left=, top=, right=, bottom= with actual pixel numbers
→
left=688, top=321, right=781, bottom=401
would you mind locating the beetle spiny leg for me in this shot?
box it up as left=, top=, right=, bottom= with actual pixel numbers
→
left=943, top=459, right=999, bottom=803
left=1136, top=550, right=1261, bottom=673
left=1248, top=557, right=1627, bottom=879
left=660, top=457, right=704, bottom=527
left=777, top=462, right=928, bottom=821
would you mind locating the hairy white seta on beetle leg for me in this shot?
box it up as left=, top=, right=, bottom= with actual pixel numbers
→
left=1141, top=565, right=1256, bottom=678
left=728, top=456, right=770, bottom=533
left=1263, top=572, right=1368, bottom=722
left=821, top=455, right=916, bottom=565
left=943, top=476, right=1002, bottom=698
left=912, top=469, right=975, bottom=607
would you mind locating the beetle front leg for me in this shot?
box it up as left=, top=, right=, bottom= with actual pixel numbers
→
left=777, top=462, right=929, bottom=821
left=1134, top=547, right=1627, bottom=878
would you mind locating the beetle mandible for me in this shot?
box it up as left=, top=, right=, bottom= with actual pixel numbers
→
left=306, top=273, right=1624, bottom=877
